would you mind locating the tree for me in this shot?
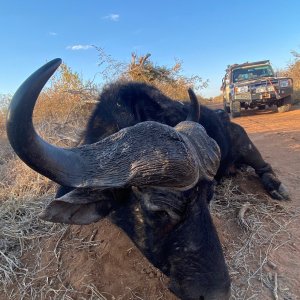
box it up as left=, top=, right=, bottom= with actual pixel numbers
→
left=0, top=93, right=11, bottom=109
left=123, top=53, right=208, bottom=100
left=0, top=94, right=12, bottom=129
left=34, top=63, right=98, bottom=125
left=95, top=47, right=208, bottom=100
left=47, top=63, right=98, bottom=103
left=283, top=50, right=300, bottom=101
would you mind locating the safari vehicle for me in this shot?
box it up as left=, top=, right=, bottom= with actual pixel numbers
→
left=221, top=60, right=293, bottom=117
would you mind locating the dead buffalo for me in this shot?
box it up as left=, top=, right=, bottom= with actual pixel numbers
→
left=7, top=59, right=231, bottom=300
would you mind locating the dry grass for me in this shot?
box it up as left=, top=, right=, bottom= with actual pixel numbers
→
left=0, top=196, right=66, bottom=299
left=211, top=175, right=299, bottom=300
left=0, top=93, right=106, bottom=299
left=0, top=200, right=110, bottom=300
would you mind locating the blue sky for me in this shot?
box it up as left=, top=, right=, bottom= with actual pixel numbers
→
left=0, top=0, right=299, bottom=97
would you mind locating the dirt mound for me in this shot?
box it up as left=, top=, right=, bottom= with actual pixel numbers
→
left=31, top=220, right=175, bottom=300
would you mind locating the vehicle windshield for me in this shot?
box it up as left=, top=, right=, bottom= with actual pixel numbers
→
left=232, top=65, right=274, bottom=82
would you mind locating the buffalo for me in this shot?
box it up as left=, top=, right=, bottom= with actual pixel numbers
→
left=6, top=58, right=288, bottom=300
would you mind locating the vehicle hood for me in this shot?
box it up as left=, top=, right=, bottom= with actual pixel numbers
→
left=234, top=77, right=290, bottom=87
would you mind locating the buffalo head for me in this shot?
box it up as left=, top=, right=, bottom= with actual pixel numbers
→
left=6, top=59, right=230, bottom=299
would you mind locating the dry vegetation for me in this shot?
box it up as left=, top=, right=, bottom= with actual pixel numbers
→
left=0, top=52, right=299, bottom=299
left=212, top=176, right=299, bottom=300
left=0, top=64, right=93, bottom=298
left=282, top=51, right=300, bottom=102
left=94, top=48, right=208, bottom=101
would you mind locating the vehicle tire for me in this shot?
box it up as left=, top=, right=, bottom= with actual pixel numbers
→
left=223, top=99, right=230, bottom=113
left=277, top=103, right=291, bottom=113
left=230, top=101, right=241, bottom=118
left=258, top=105, right=266, bottom=110
left=277, top=95, right=292, bottom=113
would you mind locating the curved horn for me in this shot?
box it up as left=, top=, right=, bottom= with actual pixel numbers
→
left=6, top=59, right=86, bottom=187
left=6, top=60, right=203, bottom=190
left=175, top=121, right=220, bottom=182
left=7, top=60, right=219, bottom=191
left=186, top=88, right=200, bottom=122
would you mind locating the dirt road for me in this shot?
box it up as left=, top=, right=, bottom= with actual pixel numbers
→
left=235, top=106, right=300, bottom=200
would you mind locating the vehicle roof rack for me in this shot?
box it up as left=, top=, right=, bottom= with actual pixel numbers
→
left=226, top=60, right=270, bottom=72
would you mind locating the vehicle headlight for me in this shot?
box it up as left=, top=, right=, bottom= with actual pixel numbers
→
left=256, top=86, right=267, bottom=93
left=235, top=86, right=248, bottom=93
left=279, top=79, right=292, bottom=87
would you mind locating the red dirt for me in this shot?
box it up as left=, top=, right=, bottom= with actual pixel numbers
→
left=234, top=105, right=300, bottom=298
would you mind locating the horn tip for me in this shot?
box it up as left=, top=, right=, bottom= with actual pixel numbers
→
left=186, top=88, right=200, bottom=122
left=48, top=58, right=63, bottom=69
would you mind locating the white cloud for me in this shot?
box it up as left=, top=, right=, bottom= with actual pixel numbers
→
left=66, top=45, right=93, bottom=51
left=49, top=32, right=57, bottom=36
left=102, top=14, right=120, bottom=22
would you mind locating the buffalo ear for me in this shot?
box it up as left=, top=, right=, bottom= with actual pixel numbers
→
left=39, top=188, right=113, bottom=225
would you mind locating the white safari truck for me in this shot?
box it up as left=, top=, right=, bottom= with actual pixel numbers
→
left=221, top=60, right=293, bottom=117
